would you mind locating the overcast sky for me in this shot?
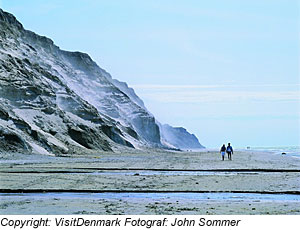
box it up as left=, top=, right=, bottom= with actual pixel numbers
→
left=1, top=0, right=299, bottom=147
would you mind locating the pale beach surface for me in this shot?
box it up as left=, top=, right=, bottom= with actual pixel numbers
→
left=0, top=149, right=299, bottom=214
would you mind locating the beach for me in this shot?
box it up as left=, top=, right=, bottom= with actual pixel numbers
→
left=0, top=149, right=299, bottom=214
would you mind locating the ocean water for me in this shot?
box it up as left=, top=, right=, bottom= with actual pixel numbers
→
left=243, top=146, right=300, bottom=158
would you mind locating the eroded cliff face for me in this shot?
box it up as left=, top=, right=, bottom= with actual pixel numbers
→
left=0, top=9, right=203, bottom=155
left=159, top=124, right=204, bottom=150
left=0, top=9, right=152, bottom=155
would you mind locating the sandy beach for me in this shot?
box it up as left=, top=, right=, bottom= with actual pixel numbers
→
left=0, top=149, right=300, bottom=214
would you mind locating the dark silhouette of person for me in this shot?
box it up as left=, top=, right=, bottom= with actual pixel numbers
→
left=220, top=144, right=226, bottom=161
left=226, top=143, right=233, bottom=160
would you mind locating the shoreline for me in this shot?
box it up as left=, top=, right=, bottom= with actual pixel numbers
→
left=203, top=147, right=300, bottom=159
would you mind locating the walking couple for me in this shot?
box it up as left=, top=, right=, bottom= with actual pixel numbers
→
left=220, top=143, right=233, bottom=161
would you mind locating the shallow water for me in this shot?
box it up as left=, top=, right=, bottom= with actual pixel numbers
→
left=1, top=192, right=299, bottom=202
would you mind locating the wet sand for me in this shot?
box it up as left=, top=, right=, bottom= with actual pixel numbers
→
left=0, top=149, right=300, bottom=214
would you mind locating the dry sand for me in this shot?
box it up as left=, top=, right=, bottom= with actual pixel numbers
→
left=0, top=149, right=299, bottom=214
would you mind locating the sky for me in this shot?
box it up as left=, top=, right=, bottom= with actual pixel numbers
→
left=1, top=0, right=299, bottom=148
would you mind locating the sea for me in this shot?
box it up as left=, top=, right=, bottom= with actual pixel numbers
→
left=241, top=146, right=300, bottom=158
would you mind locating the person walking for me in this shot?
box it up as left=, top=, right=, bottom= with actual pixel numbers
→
left=220, top=144, right=226, bottom=161
left=226, top=143, right=233, bottom=160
